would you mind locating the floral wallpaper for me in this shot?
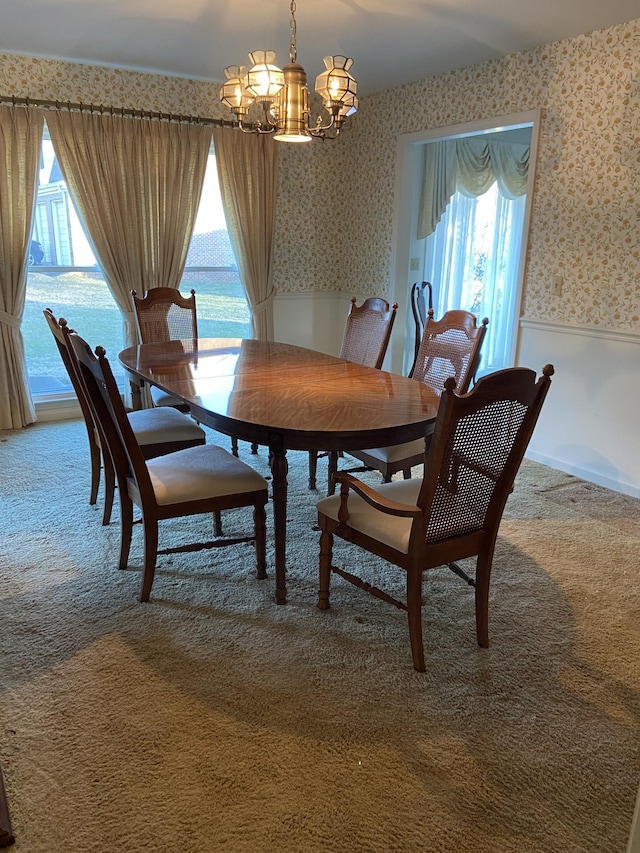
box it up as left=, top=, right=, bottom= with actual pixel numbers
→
left=0, top=54, right=226, bottom=119
left=274, top=18, right=640, bottom=331
left=1, top=15, right=639, bottom=330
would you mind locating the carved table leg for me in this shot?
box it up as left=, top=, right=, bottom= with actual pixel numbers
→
left=268, top=434, right=289, bottom=605
left=327, top=451, right=339, bottom=496
left=0, top=764, right=14, bottom=848
left=308, top=450, right=318, bottom=491
left=129, top=376, right=143, bottom=411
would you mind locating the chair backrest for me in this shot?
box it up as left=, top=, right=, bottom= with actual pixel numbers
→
left=66, top=331, right=154, bottom=501
left=131, top=287, right=198, bottom=344
left=339, top=296, right=398, bottom=369
left=43, top=308, right=96, bottom=431
left=409, top=281, right=433, bottom=375
left=411, top=309, right=488, bottom=394
left=414, top=365, right=554, bottom=550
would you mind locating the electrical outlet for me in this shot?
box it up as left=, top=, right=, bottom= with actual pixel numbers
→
left=410, top=257, right=420, bottom=271
left=552, top=275, right=563, bottom=296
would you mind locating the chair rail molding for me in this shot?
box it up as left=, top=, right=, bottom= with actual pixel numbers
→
left=519, top=316, right=640, bottom=346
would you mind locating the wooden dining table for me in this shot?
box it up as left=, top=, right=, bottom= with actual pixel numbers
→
left=119, top=337, right=440, bottom=605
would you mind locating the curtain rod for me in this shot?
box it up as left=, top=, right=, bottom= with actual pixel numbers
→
left=0, top=95, right=241, bottom=128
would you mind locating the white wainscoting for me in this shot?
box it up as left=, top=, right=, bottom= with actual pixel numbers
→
left=274, top=291, right=359, bottom=359
left=517, top=318, right=640, bottom=498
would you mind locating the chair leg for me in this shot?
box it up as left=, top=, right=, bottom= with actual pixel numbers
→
left=474, top=545, right=494, bottom=648
left=118, top=493, right=134, bottom=570
left=308, top=450, right=318, bottom=491
left=327, top=451, right=339, bottom=496
left=213, top=511, right=223, bottom=537
left=406, top=569, right=426, bottom=672
left=251, top=443, right=258, bottom=455
left=317, top=529, right=333, bottom=610
left=140, top=518, right=159, bottom=603
left=89, top=439, right=101, bottom=506
left=231, top=436, right=239, bottom=457
left=402, top=467, right=412, bottom=480
left=101, top=450, right=116, bottom=526
left=254, top=502, right=267, bottom=579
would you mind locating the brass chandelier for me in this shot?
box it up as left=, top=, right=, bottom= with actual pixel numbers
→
left=219, top=0, right=357, bottom=142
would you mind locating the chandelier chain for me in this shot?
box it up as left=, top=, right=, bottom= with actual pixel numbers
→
left=289, top=0, right=297, bottom=63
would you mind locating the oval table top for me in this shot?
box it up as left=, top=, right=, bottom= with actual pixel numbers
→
left=119, top=337, right=441, bottom=452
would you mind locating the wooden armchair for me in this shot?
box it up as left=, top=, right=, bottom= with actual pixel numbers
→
left=308, top=295, right=398, bottom=492
left=68, top=331, right=269, bottom=603
left=316, top=364, right=554, bottom=671
left=44, top=308, right=206, bottom=526
left=343, top=309, right=488, bottom=486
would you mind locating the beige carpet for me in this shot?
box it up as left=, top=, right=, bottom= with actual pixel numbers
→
left=0, top=419, right=639, bottom=853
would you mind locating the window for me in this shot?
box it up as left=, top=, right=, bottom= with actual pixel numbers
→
left=396, top=114, right=538, bottom=379
left=180, top=146, right=250, bottom=340
left=422, top=183, right=526, bottom=374
left=23, top=129, right=249, bottom=398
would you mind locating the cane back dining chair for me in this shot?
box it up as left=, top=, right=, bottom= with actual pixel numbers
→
left=316, top=363, right=554, bottom=672
left=67, top=330, right=269, bottom=603
left=342, top=309, right=489, bottom=488
left=44, top=308, right=207, bottom=526
left=308, top=295, right=398, bottom=492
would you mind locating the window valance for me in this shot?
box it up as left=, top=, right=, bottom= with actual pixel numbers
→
left=417, top=137, right=530, bottom=239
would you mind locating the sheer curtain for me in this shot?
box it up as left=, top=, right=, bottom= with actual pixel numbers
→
left=212, top=128, right=278, bottom=341
left=0, top=105, right=43, bottom=428
left=423, top=185, right=526, bottom=373
left=47, top=111, right=212, bottom=348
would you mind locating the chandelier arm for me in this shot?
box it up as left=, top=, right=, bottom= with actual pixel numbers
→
left=237, top=122, right=261, bottom=135
left=311, top=113, right=336, bottom=133
left=308, top=127, right=343, bottom=140
left=238, top=121, right=278, bottom=135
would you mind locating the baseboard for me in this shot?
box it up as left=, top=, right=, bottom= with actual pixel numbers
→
left=34, top=396, right=81, bottom=423
left=525, top=449, right=640, bottom=499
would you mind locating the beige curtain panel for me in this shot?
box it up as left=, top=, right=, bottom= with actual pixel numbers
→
left=0, top=105, right=43, bottom=429
left=47, top=110, right=211, bottom=407
left=417, top=137, right=530, bottom=240
left=47, top=111, right=212, bottom=354
left=213, top=128, right=278, bottom=341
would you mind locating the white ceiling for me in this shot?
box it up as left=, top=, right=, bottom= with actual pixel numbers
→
left=0, top=0, right=638, bottom=97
